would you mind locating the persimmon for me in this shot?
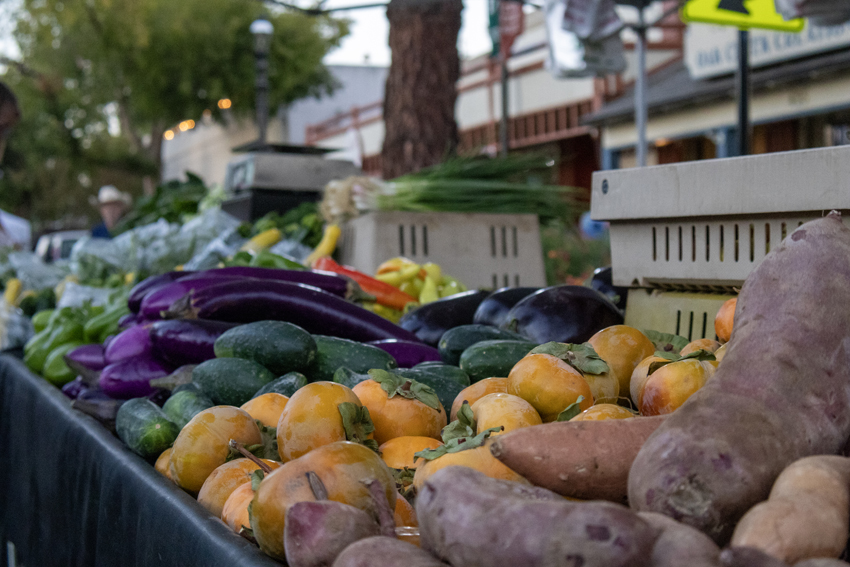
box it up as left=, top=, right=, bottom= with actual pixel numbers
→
left=630, top=355, right=670, bottom=408
left=680, top=338, right=721, bottom=356
left=394, top=494, right=417, bottom=527
left=379, top=436, right=443, bottom=470
left=276, top=382, right=366, bottom=462
left=507, top=353, right=593, bottom=422
left=470, top=393, right=541, bottom=435
left=570, top=403, right=635, bottom=421
left=155, top=448, right=173, bottom=481
left=715, top=343, right=728, bottom=363
left=240, top=393, right=288, bottom=428
left=587, top=325, right=655, bottom=396
left=715, top=297, right=737, bottom=343
left=169, top=406, right=262, bottom=494
left=197, top=457, right=280, bottom=518
left=221, top=481, right=254, bottom=533
left=450, top=378, right=507, bottom=421
left=640, top=359, right=717, bottom=416
left=412, top=440, right=527, bottom=490
left=352, top=374, right=446, bottom=445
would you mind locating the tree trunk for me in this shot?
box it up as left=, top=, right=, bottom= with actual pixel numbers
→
left=381, top=0, right=462, bottom=179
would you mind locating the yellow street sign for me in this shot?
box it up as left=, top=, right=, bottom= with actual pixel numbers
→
left=682, top=0, right=805, bottom=32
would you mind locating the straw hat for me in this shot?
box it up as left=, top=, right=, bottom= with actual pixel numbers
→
left=89, top=185, right=132, bottom=208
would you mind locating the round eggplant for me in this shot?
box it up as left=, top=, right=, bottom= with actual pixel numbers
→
left=399, top=290, right=491, bottom=347
left=367, top=339, right=442, bottom=368
left=472, top=287, right=541, bottom=328
left=589, top=267, right=627, bottom=312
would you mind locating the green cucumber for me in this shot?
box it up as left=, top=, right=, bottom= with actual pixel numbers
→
left=193, top=358, right=276, bottom=407
left=162, top=389, right=215, bottom=429
left=173, top=382, right=203, bottom=395
left=252, top=372, right=309, bottom=399
left=42, top=341, right=85, bottom=386
left=116, top=398, right=180, bottom=460
left=438, top=324, right=525, bottom=366
left=332, top=367, right=372, bottom=390
left=309, top=335, right=397, bottom=382
left=459, top=339, right=537, bottom=382
left=214, top=321, right=317, bottom=375
left=395, top=365, right=470, bottom=411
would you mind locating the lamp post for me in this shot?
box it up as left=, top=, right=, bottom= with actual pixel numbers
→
left=250, top=18, right=273, bottom=146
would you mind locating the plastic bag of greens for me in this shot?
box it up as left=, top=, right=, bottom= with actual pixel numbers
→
left=56, top=282, right=115, bottom=309
left=9, top=252, right=70, bottom=291
left=183, top=227, right=247, bottom=270
left=179, top=207, right=242, bottom=258
left=0, top=299, right=34, bottom=350
left=69, top=237, right=127, bottom=284
left=268, top=239, right=312, bottom=263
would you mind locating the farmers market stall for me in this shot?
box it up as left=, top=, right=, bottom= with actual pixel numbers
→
left=0, top=351, right=280, bottom=567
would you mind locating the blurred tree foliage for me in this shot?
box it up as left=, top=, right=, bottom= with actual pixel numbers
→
left=0, top=0, right=348, bottom=228
left=541, top=218, right=611, bottom=286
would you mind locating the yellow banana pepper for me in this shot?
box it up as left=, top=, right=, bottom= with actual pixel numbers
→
left=421, top=263, right=443, bottom=285
left=376, top=257, right=418, bottom=275
left=241, top=228, right=282, bottom=253
left=305, top=224, right=341, bottom=266
left=419, top=276, right=440, bottom=304
left=3, top=278, right=22, bottom=305
left=375, top=263, right=421, bottom=286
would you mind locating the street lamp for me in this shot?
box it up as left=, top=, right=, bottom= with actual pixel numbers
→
left=250, top=18, right=273, bottom=146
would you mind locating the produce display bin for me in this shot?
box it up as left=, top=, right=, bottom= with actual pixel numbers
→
left=590, top=145, right=850, bottom=338
left=339, top=211, right=547, bottom=290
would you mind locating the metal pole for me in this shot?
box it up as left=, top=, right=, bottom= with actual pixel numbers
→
left=255, top=50, right=269, bottom=145
left=500, top=53, right=509, bottom=156
left=736, top=29, right=750, bottom=156
left=635, top=7, right=647, bottom=167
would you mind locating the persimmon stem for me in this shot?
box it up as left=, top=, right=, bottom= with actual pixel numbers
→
left=366, top=479, right=396, bottom=537
left=306, top=471, right=328, bottom=500
left=228, top=440, right=272, bottom=473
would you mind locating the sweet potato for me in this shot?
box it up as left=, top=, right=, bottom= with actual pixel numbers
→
left=719, top=547, right=789, bottom=567
left=284, top=501, right=381, bottom=567
left=629, top=213, right=850, bottom=543
left=639, top=512, right=720, bottom=567
left=796, top=560, right=850, bottom=567
left=489, top=415, right=666, bottom=503
left=332, top=536, right=448, bottom=567
left=731, top=455, right=850, bottom=564
left=417, top=466, right=659, bottom=567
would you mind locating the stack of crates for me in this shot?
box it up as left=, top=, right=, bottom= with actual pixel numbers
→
left=590, top=145, right=850, bottom=341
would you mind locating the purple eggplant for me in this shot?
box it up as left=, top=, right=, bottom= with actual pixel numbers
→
left=118, top=313, right=140, bottom=331
left=128, top=271, right=194, bottom=313
left=61, top=377, right=89, bottom=400
left=168, top=279, right=421, bottom=343
left=501, top=285, right=624, bottom=344
left=139, top=275, right=245, bottom=320
left=99, top=356, right=172, bottom=399
left=64, top=344, right=106, bottom=385
left=472, top=287, right=541, bottom=328
left=104, top=324, right=154, bottom=365
left=399, top=290, right=491, bottom=347
left=367, top=339, right=442, bottom=368
left=150, top=319, right=237, bottom=366
left=183, top=267, right=356, bottom=299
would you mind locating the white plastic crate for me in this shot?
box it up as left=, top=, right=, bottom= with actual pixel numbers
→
left=339, top=211, right=547, bottom=289
left=590, top=146, right=850, bottom=291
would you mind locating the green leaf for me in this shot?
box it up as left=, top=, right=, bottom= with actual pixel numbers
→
left=648, top=359, right=675, bottom=375
left=643, top=330, right=690, bottom=353
left=254, top=421, right=280, bottom=461
left=414, top=426, right=503, bottom=462
left=250, top=469, right=265, bottom=492
left=440, top=402, right=476, bottom=443
left=653, top=350, right=681, bottom=361
left=338, top=402, right=380, bottom=454
left=529, top=342, right=610, bottom=375
left=556, top=396, right=586, bottom=421
left=368, top=369, right=441, bottom=411
left=680, top=349, right=717, bottom=362
left=648, top=349, right=717, bottom=375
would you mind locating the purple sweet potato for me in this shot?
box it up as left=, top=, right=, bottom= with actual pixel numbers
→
left=332, top=537, right=448, bottom=567
left=719, top=547, right=789, bottom=567
left=284, top=500, right=380, bottom=567
left=629, top=213, right=850, bottom=544
left=639, top=512, right=720, bottom=567
left=796, top=560, right=850, bottom=567
left=416, top=466, right=659, bottom=567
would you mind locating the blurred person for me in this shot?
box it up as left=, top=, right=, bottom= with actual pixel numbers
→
left=0, top=81, right=21, bottom=166
left=89, top=185, right=132, bottom=238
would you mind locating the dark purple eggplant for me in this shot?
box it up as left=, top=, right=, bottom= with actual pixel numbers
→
left=150, top=319, right=237, bottom=366
left=139, top=275, right=245, bottom=320
left=472, top=287, right=541, bottom=328
left=589, top=266, right=628, bottom=312
left=398, top=290, right=491, bottom=347
left=183, top=267, right=356, bottom=299
left=367, top=339, right=442, bottom=368
left=99, top=356, right=172, bottom=399
left=128, top=271, right=194, bottom=313
left=104, top=323, right=153, bottom=365
left=118, top=313, right=140, bottom=331
left=64, top=344, right=106, bottom=385
left=72, top=388, right=124, bottom=428
left=168, top=279, right=421, bottom=343
left=61, top=377, right=89, bottom=399
left=501, top=285, right=624, bottom=344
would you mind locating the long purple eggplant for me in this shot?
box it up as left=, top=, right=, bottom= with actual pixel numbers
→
left=150, top=319, right=237, bottom=367
left=104, top=323, right=153, bottom=365
left=139, top=275, right=245, bottom=320
left=128, top=271, right=195, bottom=313
left=168, top=279, right=422, bottom=343
left=99, top=356, right=171, bottom=399
left=61, top=377, right=89, bottom=400
left=367, top=339, right=442, bottom=368
left=118, top=313, right=140, bottom=331
left=64, top=344, right=106, bottom=385
left=183, top=267, right=357, bottom=299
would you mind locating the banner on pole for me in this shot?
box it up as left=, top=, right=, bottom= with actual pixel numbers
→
left=682, top=0, right=805, bottom=32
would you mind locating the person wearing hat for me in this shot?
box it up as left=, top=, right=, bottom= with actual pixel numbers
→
left=0, top=81, right=21, bottom=167
left=90, top=185, right=132, bottom=238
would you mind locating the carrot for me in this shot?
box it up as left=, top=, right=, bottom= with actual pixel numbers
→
left=488, top=415, right=666, bottom=503
left=312, top=257, right=417, bottom=311
left=731, top=455, right=850, bottom=564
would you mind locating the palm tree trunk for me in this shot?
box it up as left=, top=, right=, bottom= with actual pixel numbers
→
left=381, top=0, right=463, bottom=179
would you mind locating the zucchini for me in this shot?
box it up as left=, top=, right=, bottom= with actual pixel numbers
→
left=162, top=389, right=215, bottom=429
left=309, top=335, right=397, bottom=382
left=193, top=358, right=276, bottom=407
left=438, top=324, right=525, bottom=366
left=395, top=365, right=470, bottom=411
left=116, top=398, right=180, bottom=460
left=252, top=372, right=309, bottom=399
left=214, top=321, right=317, bottom=375
left=459, top=339, right=537, bottom=383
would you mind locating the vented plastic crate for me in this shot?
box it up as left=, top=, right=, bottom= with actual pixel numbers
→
left=590, top=146, right=850, bottom=336
left=339, top=211, right=547, bottom=290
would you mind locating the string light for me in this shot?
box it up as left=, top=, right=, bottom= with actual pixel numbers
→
left=218, top=98, right=232, bottom=109
left=163, top=130, right=174, bottom=140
